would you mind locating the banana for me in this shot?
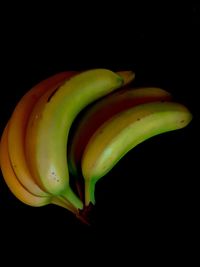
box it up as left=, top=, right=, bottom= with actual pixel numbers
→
left=0, top=123, right=77, bottom=214
left=7, top=71, right=77, bottom=197
left=68, top=87, right=172, bottom=178
left=25, top=69, right=131, bottom=209
left=81, top=101, right=193, bottom=205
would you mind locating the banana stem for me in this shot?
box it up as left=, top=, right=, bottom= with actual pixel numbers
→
left=84, top=179, right=96, bottom=206
left=61, top=187, right=83, bottom=210
left=57, top=196, right=78, bottom=213
left=51, top=197, right=91, bottom=225
left=51, top=197, right=78, bottom=215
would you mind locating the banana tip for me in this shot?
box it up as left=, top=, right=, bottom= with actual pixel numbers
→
left=117, top=71, right=135, bottom=85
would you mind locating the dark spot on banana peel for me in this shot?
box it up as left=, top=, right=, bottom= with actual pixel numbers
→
left=99, top=129, right=104, bottom=134
left=180, top=120, right=185, bottom=123
left=137, top=118, right=141, bottom=121
left=51, top=171, right=59, bottom=182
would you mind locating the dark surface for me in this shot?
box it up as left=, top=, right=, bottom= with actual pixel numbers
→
left=0, top=3, right=199, bottom=260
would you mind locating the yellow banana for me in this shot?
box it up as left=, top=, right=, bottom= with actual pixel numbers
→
left=25, top=69, right=132, bottom=209
left=0, top=123, right=77, bottom=213
left=68, top=87, right=172, bottom=178
left=7, top=71, right=77, bottom=197
left=81, top=101, right=193, bottom=205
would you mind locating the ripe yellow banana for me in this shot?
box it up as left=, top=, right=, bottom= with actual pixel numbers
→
left=0, top=123, right=77, bottom=214
left=68, top=87, right=172, bottom=178
left=81, top=101, right=193, bottom=205
left=7, top=71, right=77, bottom=197
left=25, top=69, right=131, bottom=209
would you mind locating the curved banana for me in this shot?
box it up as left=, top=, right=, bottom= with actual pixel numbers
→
left=68, top=87, right=172, bottom=178
left=8, top=71, right=77, bottom=197
left=81, top=101, right=193, bottom=205
left=0, top=123, right=77, bottom=214
left=25, top=69, right=131, bottom=209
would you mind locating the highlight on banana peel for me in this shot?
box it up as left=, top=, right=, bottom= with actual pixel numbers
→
left=0, top=69, right=192, bottom=224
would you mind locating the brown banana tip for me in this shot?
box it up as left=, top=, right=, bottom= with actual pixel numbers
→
left=117, top=71, right=135, bottom=85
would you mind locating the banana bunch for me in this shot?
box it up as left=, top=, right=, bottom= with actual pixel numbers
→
left=0, top=69, right=192, bottom=224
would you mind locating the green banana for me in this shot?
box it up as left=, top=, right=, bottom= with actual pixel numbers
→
left=81, top=101, right=192, bottom=205
left=25, top=69, right=131, bottom=210
left=68, top=87, right=172, bottom=178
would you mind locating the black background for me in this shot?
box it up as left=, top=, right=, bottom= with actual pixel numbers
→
left=0, top=3, right=199, bottom=261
